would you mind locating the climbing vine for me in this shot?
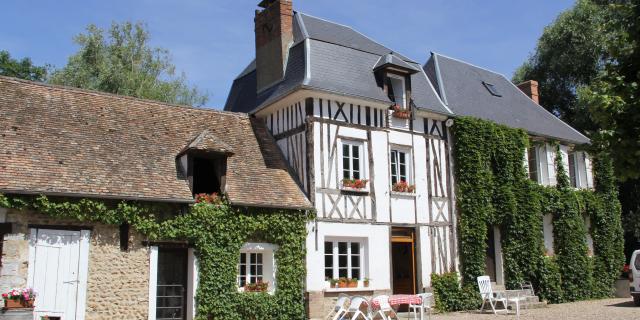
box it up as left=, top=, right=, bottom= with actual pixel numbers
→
left=450, top=116, right=624, bottom=307
left=0, top=194, right=311, bottom=320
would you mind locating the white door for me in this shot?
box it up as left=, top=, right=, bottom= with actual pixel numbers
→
left=28, top=229, right=90, bottom=320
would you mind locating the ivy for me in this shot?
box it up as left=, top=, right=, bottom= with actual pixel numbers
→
left=451, top=116, right=624, bottom=307
left=0, top=194, right=311, bottom=320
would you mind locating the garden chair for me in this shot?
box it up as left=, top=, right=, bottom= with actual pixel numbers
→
left=519, top=281, right=535, bottom=308
left=409, top=293, right=433, bottom=320
left=371, top=295, right=398, bottom=320
left=342, top=296, right=371, bottom=320
left=477, top=276, right=508, bottom=314
left=326, top=293, right=350, bottom=320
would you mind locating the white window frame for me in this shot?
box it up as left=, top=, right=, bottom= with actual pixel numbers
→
left=324, top=239, right=364, bottom=281
left=390, top=147, right=412, bottom=185
left=339, top=140, right=367, bottom=182
left=527, top=146, right=540, bottom=183
left=237, top=243, right=277, bottom=293
left=388, top=73, right=407, bottom=108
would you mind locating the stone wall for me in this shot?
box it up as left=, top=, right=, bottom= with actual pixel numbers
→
left=0, top=208, right=150, bottom=320
left=307, top=289, right=392, bottom=320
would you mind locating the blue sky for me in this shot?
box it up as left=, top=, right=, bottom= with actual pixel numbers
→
left=1, top=1, right=574, bottom=109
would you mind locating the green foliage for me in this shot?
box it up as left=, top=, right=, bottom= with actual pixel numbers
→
left=0, top=194, right=310, bottom=320
left=49, top=22, right=208, bottom=107
left=431, top=273, right=480, bottom=312
left=452, top=116, right=624, bottom=307
left=0, top=50, right=48, bottom=81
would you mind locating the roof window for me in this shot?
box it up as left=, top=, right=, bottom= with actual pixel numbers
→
left=482, top=81, right=502, bottom=97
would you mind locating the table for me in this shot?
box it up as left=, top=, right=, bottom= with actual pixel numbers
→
left=371, top=294, right=429, bottom=319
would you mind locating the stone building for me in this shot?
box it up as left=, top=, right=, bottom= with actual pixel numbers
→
left=0, top=76, right=310, bottom=320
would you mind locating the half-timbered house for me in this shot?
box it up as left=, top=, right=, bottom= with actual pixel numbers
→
left=225, top=0, right=595, bottom=318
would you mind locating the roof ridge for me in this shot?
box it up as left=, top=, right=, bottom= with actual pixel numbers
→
left=297, top=12, right=417, bottom=63
left=0, top=75, right=249, bottom=119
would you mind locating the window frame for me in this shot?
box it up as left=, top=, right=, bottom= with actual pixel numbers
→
left=324, top=239, right=364, bottom=281
left=527, top=146, right=540, bottom=183
left=388, top=73, right=407, bottom=108
left=390, top=146, right=412, bottom=186
left=569, top=152, right=578, bottom=188
left=237, top=243, right=278, bottom=293
left=339, top=140, right=367, bottom=182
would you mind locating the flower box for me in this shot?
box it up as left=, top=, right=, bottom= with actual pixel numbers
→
left=391, top=105, right=411, bottom=119
left=392, top=181, right=415, bottom=193
left=342, top=179, right=369, bottom=191
left=347, top=279, right=358, bottom=288
left=194, top=192, right=223, bottom=205
left=244, top=281, right=269, bottom=293
left=338, top=278, right=349, bottom=288
left=2, top=288, right=36, bottom=309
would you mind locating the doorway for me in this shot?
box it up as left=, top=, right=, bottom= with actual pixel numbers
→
left=156, top=248, right=188, bottom=320
left=391, top=227, right=417, bottom=295
left=28, top=228, right=90, bottom=320
left=485, top=227, right=497, bottom=282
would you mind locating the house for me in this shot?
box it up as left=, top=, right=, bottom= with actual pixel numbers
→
left=224, top=0, right=595, bottom=318
left=0, top=76, right=310, bottom=320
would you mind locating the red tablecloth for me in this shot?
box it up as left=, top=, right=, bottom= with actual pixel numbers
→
left=371, top=294, right=422, bottom=308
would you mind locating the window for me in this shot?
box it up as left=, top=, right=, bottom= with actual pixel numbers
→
left=388, top=74, right=407, bottom=108
left=527, top=147, right=539, bottom=183
left=390, top=149, right=409, bottom=185
left=635, top=254, right=640, bottom=271
left=324, top=240, right=362, bottom=280
left=156, top=248, right=188, bottom=320
left=569, top=152, right=578, bottom=188
left=342, top=141, right=363, bottom=180
left=482, top=81, right=502, bottom=97
left=191, top=157, right=222, bottom=195
left=238, top=252, right=263, bottom=287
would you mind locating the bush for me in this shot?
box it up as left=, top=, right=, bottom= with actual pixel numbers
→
left=431, top=272, right=480, bottom=312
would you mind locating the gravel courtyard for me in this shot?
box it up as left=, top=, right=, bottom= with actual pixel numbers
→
left=396, top=298, right=638, bottom=320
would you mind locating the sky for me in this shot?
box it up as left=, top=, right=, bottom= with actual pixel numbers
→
left=1, top=1, right=575, bottom=109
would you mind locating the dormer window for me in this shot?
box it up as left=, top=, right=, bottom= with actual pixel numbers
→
left=387, top=74, right=407, bottom=108
left=177, top=130, right=234, bottom=198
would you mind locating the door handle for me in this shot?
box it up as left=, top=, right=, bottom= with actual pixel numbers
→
left=63, top=280, right=80, bottom=284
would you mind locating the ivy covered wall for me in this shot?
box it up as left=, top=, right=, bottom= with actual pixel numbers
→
left=0, top=195, right=310, bottom=320
left=449, top=116, right=624, bottom=307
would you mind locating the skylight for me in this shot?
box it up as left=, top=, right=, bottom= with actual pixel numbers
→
left=483, top=81, right=502, bottom=97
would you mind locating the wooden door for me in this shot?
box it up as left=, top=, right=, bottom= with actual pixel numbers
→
left=29, top=229, right=83, bottom=320
left=391, top=228, right=416, bottom=295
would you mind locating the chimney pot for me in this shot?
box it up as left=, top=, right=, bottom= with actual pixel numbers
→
left=517, top=80, right=540, bottom=104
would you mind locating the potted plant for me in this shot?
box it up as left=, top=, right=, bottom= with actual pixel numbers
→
left=2, top=288, right=36, bottom=309
left=391, top=104, right=411, bottom=119
left=338, top=277, right=348, bottom=288
left=347, top=278, right=358, bottom=288
left=392, top=181, right=415, bottom=193
left=342, top=179, right=369, bottom=190
left=329, top=278, right=339, bottom=288
left=363, top=278, right=370, bottom=287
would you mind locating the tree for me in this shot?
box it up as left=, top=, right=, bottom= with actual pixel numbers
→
left=50, top=22, right=207, bottom=106
left=0, top=50, right=48, bottom=81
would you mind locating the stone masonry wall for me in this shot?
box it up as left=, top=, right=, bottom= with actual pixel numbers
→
left=0, top=208, right=150, bottom=320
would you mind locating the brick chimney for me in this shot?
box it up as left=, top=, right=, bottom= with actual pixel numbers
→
left=255, top=0, right=293, bottom=92
left=517, top=80, right=540, bottom=104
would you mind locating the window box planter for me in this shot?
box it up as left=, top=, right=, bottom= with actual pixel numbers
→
left=341, top=179, right=369, bottom=193
left=392, top=181, right=415, bottom=193
left=244, top=281, right=269, bottom=293
left=338, top=278, right=349, bottom=288
left=2, top=288, right=36, bottom=309
left=347, top=278, right=358, bottom=288
left=363, top=278, right=370, bottom=287
left=391, top=105, right=411, bottom=119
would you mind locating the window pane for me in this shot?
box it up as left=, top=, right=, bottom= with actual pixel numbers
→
left=339, top=255, right=347, bottom=268
left=338, top=242, right=347, bottom=254
left=338, top=268, right=348, bottom=278
left=325, top=255, right=333, bottom=268
left=325, top=268, right=333, bottom=279
left=257, top=265, right=263, bottom=276
left=352, top=268, right=360, bottom=280
left=399, top=152, right=406, bottom=165
left=352, top=145, right=359, bottom=159
left=257, top=253, right=263, bottom=264
left=528, top=147, right=538, bottom=182
left=351, top=243, right=360, bottom=254
left=343, top=144, right=350, bottom=157
left=250, top=265, right=256, bottom=275
left=351, top=255, right=360, bottom=268
left=400, top=163, right=406, bottom=181
left=240, top=253, right=246, bottom=264
left=324, top=242, right=333, bottom=254
left=569, top=153, right=577, bottom=187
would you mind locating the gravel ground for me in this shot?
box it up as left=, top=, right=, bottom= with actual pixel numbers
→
left=395, top=298, right=638, bottom=320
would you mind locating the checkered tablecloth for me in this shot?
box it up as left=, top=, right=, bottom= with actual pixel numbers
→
left=370, top=294, right=422, bottom=308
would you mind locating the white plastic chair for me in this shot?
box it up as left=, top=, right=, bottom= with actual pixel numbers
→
left=326, top=293, right=350, bottom=320
left=343, top=296, right=371, bottom=320
left=409, top=293, right=433, bottom=320
left=371, top=295, right=398, bottom=320
left=477, top=276, right=508, bottom=314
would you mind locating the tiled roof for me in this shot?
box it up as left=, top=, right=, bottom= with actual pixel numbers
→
left=0, top=76, right=312, bottom=209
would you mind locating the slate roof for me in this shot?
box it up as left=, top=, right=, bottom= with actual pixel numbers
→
left=0, top=76, right=311, bottom=209
left=224, top=12, right=451, bottom=116
left=373, top=53, right=420, bottom=74
left=426, top=53, right=590, bottom=144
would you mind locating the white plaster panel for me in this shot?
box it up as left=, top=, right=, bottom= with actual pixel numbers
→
left=390, top=195, right=415, bottom=224
left=388, top=130, right=413, bottom=146
left=370, top=130, right=390, bottom=223
left=338, top=126, right=368, bottom=140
